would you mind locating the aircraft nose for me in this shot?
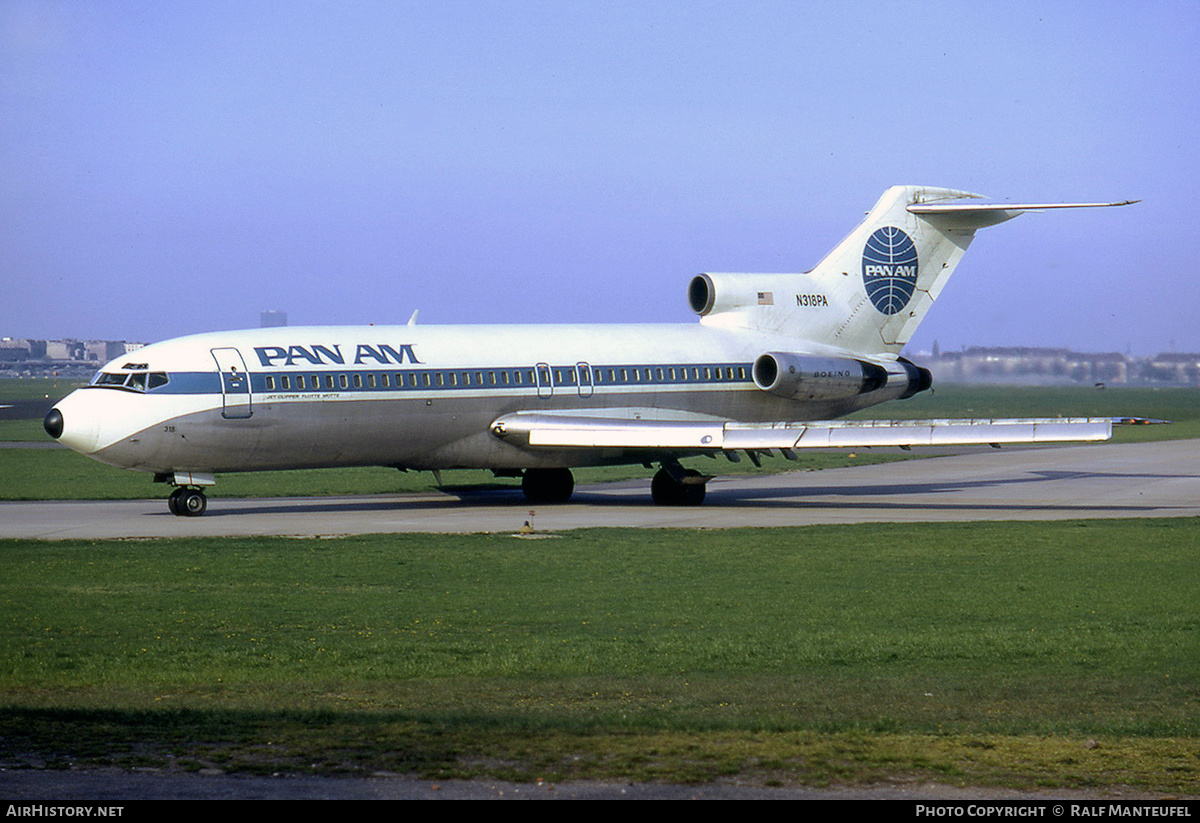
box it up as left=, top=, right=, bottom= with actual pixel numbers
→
left=49, top=393, right=101, bottom=454
left=44, top=408, right=64, bottom=439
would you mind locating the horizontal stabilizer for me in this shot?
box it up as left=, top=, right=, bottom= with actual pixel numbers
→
left=908, top=199, right=1139, bottom=230
left=909, top=200, right=1139, bottom=213
left=491, top=413, right=1115, bottom=451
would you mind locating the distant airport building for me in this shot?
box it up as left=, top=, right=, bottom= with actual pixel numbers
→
left=0, top=338, right=146, bottom=378
left=0, top=339, right=31, bottom=362
left=925, top=346, right=1200, bottom=387
left=44, top=340, right=87, bottom=361
left=928, top=347, right=1128, bottom=385
left=260, top=310, right=288, bottom=328
left=1144, top=353, right=1200, bottom=385
left=85, top=340, right=127, bottom=363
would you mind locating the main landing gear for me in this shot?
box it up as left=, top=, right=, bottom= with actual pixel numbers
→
left=522, top=468, right=575, bottom=504
left=519, top=463, right=710, bottom=506
left=650, top=465, right=708, bottom=506
left=167, top=486, right=208, bottom=517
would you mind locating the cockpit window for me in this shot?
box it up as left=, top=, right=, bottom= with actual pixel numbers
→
left=91, top=370, right=169, bottom=392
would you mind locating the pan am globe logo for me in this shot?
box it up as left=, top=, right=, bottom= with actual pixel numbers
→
left=862, top=226, right=919, bottom=315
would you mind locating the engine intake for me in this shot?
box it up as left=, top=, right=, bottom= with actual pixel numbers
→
left=687, top=272, right=803, bottom=318
left=688, top=274, right=716, bottom=315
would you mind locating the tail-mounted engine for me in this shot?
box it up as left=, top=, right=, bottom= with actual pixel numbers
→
left=688, top=272, right=932, bottom=402
left=752, top=352, right=931, bottom=402
left=688, top=272, right=802, bottom=318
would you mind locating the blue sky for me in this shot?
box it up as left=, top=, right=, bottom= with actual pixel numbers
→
left=3, top=0, right=1197, bottom=355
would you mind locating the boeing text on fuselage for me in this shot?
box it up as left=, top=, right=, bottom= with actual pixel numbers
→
left=44, top=186, right=1137, bottom=515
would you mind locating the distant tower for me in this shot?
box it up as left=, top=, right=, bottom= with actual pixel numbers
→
left=260, top=310, right=287, bottom=328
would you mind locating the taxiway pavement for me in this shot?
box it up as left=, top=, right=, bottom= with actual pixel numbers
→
left=3, top=439, right=1197, bottom=540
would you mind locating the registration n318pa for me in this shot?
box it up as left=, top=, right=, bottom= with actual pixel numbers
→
left=44, top=186, right=1136, bottom=516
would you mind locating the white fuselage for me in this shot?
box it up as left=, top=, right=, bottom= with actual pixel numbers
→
left=50, top=321, right=909, bottom=477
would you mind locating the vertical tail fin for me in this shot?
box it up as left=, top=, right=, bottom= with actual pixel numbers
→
left=804, top=185, right=985, bottom=354
left=693, top=186, right=1135, bottom=356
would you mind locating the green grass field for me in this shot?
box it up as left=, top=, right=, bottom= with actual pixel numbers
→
left=1, top=523, right=1197, bottom=790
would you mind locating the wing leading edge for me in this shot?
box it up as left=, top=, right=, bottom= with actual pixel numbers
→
left=490, top=412, right=1114, bottom=452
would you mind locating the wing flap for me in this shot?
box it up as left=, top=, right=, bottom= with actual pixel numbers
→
left=491, top=413, right=1113, bottom=451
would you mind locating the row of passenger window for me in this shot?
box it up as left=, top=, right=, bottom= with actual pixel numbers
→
left=590, top=364, right=750, bottom=384
left=261, top=364, right=750, bottom=393
left=264, top=369, right=539, bottom=392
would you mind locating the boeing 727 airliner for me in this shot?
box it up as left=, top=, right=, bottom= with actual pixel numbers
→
left=44, top=186, right=1136, bottom=515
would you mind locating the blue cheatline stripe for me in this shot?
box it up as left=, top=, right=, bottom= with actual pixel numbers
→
left=116, top=362, right=756, bottom=397
left=155, top=372, right=223, bottom=394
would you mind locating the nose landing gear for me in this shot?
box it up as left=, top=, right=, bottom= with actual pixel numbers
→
left=167, top=487, right=208, bottom=517
left=157, top=472, right=215, bottom=517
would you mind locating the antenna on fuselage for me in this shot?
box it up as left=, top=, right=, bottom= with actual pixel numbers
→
left=407, top=310, right=419, bottom=327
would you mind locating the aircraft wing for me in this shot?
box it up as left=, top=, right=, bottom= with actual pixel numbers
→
left=490, top=412, right=1115, bottom=454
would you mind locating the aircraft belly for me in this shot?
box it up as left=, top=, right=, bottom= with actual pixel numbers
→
left=89, top=387, right=846, bottom=474
left=95, top=397, right=464, bottom=473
